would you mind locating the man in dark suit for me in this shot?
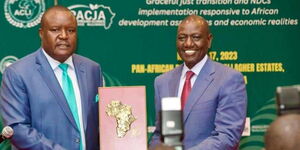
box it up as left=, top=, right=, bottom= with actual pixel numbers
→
left=150, top=15, right=247, bottom=150
left=0, top=6, right=102, bottom=150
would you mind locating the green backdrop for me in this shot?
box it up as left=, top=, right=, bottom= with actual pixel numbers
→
left=0, top=0, right=299, bottom=149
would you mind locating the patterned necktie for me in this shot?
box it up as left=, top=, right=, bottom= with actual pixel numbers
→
left=181, top=71, right=194, bottom=109
left=59, top=63, right=82, bottom=150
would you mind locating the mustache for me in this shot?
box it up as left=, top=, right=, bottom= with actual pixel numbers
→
left=56, top=41, right=70, bottom=47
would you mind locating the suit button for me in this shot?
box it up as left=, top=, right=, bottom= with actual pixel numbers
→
left=75, top=138, right=80, bottom=143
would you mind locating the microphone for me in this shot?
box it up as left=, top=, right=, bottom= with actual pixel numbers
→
left=0, top=126, right=14, bottom=143
left=161, top=97, right=183, bottom=150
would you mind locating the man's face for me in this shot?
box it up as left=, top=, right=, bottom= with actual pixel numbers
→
left=39, top=10, right=77, bottom=63
left=177, top=19, right=212, bottom=69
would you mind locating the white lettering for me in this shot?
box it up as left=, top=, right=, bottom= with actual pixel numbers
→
left=14, top=9, right=32, bottom=16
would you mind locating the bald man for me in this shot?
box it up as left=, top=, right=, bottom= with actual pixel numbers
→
left=264, top=114, right=300, bottom=150
left=0, top=6, right=102, bottom=150
left=149, top=15, right=247, bottom=150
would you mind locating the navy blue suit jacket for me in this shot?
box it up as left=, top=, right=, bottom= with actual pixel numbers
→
left=150, top=58, right=247, bottom=150
left=0, top=49, right=102, bottom=150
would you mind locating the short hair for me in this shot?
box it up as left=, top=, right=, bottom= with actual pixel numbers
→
left=178, top=15, right=211, bottom=34
left=40, top=5, right=76, bottom=28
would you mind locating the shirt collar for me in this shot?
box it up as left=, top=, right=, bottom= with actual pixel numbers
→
left=42, top=49, right=74, bottom=70
left=181, top=54, right=208, bottom=78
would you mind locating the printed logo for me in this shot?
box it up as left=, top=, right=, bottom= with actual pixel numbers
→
left=4, top=0, right=45, bottom=28
left=0, top=56, right=19, bottom=74
left=68, top=4, right=116, bottom=30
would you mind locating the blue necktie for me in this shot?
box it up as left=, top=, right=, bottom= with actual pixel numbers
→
left=59, top=63, right=83, bottom=150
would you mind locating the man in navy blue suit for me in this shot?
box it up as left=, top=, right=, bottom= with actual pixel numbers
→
left=0, top=6, right=102, bottom=150
left=150, top=15, right=247, bottom=150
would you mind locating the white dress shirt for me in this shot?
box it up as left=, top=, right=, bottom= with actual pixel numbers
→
left=177, top=55, right=208, bottom=98
left=42, top=50, right=86, bottom=150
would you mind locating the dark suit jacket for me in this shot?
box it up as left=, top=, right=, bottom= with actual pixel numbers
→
left=150, top=58, right=247, bottom=150
left=0, top=49, right=102, bottom=150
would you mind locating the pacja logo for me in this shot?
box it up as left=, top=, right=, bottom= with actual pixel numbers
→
left=68, top=4, right=115, bottom=30
left=4, top=0, right=45, bottom=28
left=0, top=56, right=19, bottom=74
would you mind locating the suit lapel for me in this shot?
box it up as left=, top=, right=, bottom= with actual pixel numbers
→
left=73, top=55, right=88, bottom=131
left=168, top=65, right=183, bottom=97
left=183, top=59, right=215, bottom=123
left=35, top=49, right=79, bottom=130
